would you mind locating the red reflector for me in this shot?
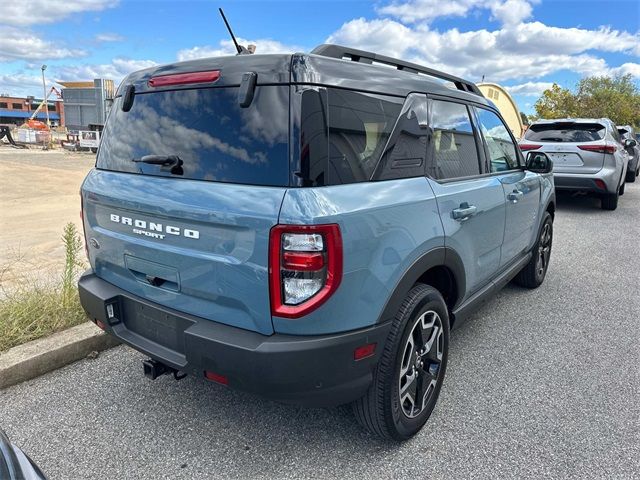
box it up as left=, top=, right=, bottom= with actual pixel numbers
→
left=354, top=343, right=377, bottom=361
left=282, top=252, right=325, bottom=271
left=95, top=319, right=106, bottom=331
left=148, top=70, right=220, bottom=87
left=519, top=144, right=542, bottom=151
left=594, top=179, right=607, bottom=190
left=578, top=144, right=615, bottom=154
left=204, top=371, right=229, bottom=385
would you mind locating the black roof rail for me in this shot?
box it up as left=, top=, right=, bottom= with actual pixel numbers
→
left=310, top=44, right=482, bottom=97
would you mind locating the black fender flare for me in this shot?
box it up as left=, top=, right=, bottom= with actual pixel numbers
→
left=376, top=247, right=466, bottom=326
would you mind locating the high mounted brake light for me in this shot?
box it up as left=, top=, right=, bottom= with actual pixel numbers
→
left=578, top=144, right=616, bottom=154
left=148, top=70, right=221, bottom=88
left=269, top=224, right=343, bottom=318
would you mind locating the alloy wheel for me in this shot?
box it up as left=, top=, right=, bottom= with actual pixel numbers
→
left=536, top=222, right=552, bottom=278
left=398, top=310, right=444, bottom=418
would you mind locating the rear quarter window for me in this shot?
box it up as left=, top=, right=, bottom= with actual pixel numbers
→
left=97, top=86, right=290, bottom=186
left=525, top=123, right=605, bottom=142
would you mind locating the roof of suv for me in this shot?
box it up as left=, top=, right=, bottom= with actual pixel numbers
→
left=530, top=118, right=614, bottom=126
left=117, top=44, right=492, bottom=108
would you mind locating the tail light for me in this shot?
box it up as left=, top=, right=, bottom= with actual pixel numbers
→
left=578, top=144, right=615, bottom=154
left=269, top=224, right=343, bottom=318
left=519, top=144, right=542, bottom=151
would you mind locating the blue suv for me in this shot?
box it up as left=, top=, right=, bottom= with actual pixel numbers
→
left=78, top=45, right=556, bottom=440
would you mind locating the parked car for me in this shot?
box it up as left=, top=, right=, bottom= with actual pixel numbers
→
left=0, top=428, right=46, bottom=480
left=617, top=125, right=639, bottom=182
left=520, top=118, right=628, bottom=210
left=78, top=44, right=555, bottom=440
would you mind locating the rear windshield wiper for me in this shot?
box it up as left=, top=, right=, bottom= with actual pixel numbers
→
left=132, top=155, right=183, bottom=167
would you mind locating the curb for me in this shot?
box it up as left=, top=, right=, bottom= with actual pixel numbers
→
left=0, top=322, right=120, bottom=389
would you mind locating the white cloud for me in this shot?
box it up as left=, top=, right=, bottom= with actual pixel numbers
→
left=0, top=26, right=86, bottom=62
left=608, top=63, right=640, bottom=78
left=0, top=0, right=118, bottom=27
left=377, top=0, right=482, bottom=24
left=489, top=0, right=533, bottom=25
left=55, top=58, right=158, bottom=84
left=94, top=33, right=125, bottom=43
left=327, top=16, right=640, bottom=83
left=0, top=73, right=43, bottom=97
left=177, top=38, right=304, bottom=61
left=504, top=81, right=554, bottom=96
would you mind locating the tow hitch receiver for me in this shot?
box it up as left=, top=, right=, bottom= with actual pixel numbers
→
left=143, top=359, right=187, bottom=381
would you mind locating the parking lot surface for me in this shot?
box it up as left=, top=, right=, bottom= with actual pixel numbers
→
left=1, top=184, right=639, bottom=479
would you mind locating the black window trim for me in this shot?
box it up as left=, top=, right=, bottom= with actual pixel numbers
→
left=370, top=91, right=430, bottom=182
left=424, top=94, right=486, bottom=184
left=472, top=104, right=524, bottom=174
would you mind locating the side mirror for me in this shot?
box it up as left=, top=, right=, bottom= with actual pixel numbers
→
left=526, top=151, right=553, bottom=174
left=624, top=138, right=637, bottom=148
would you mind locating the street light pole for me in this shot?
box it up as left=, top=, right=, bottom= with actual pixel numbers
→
left=41, top=65, right=50, bottom=129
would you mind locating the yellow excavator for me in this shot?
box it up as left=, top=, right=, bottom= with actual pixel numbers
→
left=21, top=86, right=62, bottom=130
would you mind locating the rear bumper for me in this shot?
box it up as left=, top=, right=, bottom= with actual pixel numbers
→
left=78, top=271, right=390, bottom=407
left=554, top=168, right=620, bottom=194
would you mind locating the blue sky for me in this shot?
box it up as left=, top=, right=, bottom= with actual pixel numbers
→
left=0, top=0, right=638, bottom=113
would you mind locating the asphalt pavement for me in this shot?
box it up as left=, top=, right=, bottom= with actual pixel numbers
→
left=1, top=183, right=639, bottom=479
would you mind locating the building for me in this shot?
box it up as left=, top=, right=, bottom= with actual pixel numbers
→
left=59, top=79, right=115, bottom=132
left=0, top=95, right=64, bottom=127
left=477, top=83, right=525, bottom=139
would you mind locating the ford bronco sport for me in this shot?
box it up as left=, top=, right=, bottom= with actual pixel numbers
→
left=78, top=44, right=556, bottom=440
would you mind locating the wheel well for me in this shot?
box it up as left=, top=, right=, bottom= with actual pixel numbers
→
left=416, top=265, right=458, bottom=312
left=546, top=201, right=555, bottom=219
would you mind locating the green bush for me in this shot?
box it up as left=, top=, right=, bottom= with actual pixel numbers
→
left=0, top=222, right=88, bottom=352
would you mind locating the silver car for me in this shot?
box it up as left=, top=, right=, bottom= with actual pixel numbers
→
left=618, top=125, right=640, bottom=183
left=520, top=118, right=628, bottom=210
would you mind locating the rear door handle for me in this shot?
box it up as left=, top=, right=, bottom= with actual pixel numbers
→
left=452, top=203, right=478, bottom=221
left=507, top=190, right=524, bottom=203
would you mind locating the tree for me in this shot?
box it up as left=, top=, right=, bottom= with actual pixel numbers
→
left=534, top=74, right=640, bottom=127
left=534, top=83, right=578, bottom=120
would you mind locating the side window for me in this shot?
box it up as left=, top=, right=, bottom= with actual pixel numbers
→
left=327, top=89, right=402, bottom=185
left=428, top=100, right=480, bottom=180
left=475, top=108, right=519, bottom=172
left=374, top=93, right=429, bottom=181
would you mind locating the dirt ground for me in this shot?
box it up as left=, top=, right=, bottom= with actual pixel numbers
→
left=0, top=146, right=95, bottom=286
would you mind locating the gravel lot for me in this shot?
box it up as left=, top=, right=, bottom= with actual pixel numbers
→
left=0, top=147, right=94, bottom=286
left=1, top=183, right=639, bottom=479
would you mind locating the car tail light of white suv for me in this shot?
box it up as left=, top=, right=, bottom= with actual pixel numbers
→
left=269, top=224, right=343, bottom=318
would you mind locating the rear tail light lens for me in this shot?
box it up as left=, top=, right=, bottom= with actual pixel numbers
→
left=578, top=144, right=615, bottom=154
left=519, top=144, right=542, bottom=151
left=148, top=70, right=220, bottom=87
left=269, top=224, right=343, bottom=318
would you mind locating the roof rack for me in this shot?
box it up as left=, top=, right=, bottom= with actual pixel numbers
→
left=310, top=44, right=482, bottom=97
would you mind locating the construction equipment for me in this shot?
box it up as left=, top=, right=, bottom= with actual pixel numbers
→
left=21, top=86, right=62, bottom=130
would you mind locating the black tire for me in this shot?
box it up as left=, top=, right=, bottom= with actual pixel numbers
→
left=352, top=284, right=449, bottom=440
left=626, top=168, right=637, bottom=183
left=601, top=191, right=619, bottom=210
left=514, top=212, right=553, bottom=289
left=619, top=182, right=625, bottom=196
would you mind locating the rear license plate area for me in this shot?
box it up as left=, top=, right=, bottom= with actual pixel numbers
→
left=121, top=298, right=194, bottom=354
left=549, top=152, right=583, bottom=166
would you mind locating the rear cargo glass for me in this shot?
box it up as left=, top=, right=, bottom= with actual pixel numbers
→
left=525, top=123, right=605, bottom=142
left=97, top=86, right=289, bottom=186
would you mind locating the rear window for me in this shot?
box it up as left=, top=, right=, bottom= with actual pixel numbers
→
left=327, top=89, right=403, bottom=184
left=525, top=123, right=605, bottom=142
left=97, top=86, right=289, bottom=186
